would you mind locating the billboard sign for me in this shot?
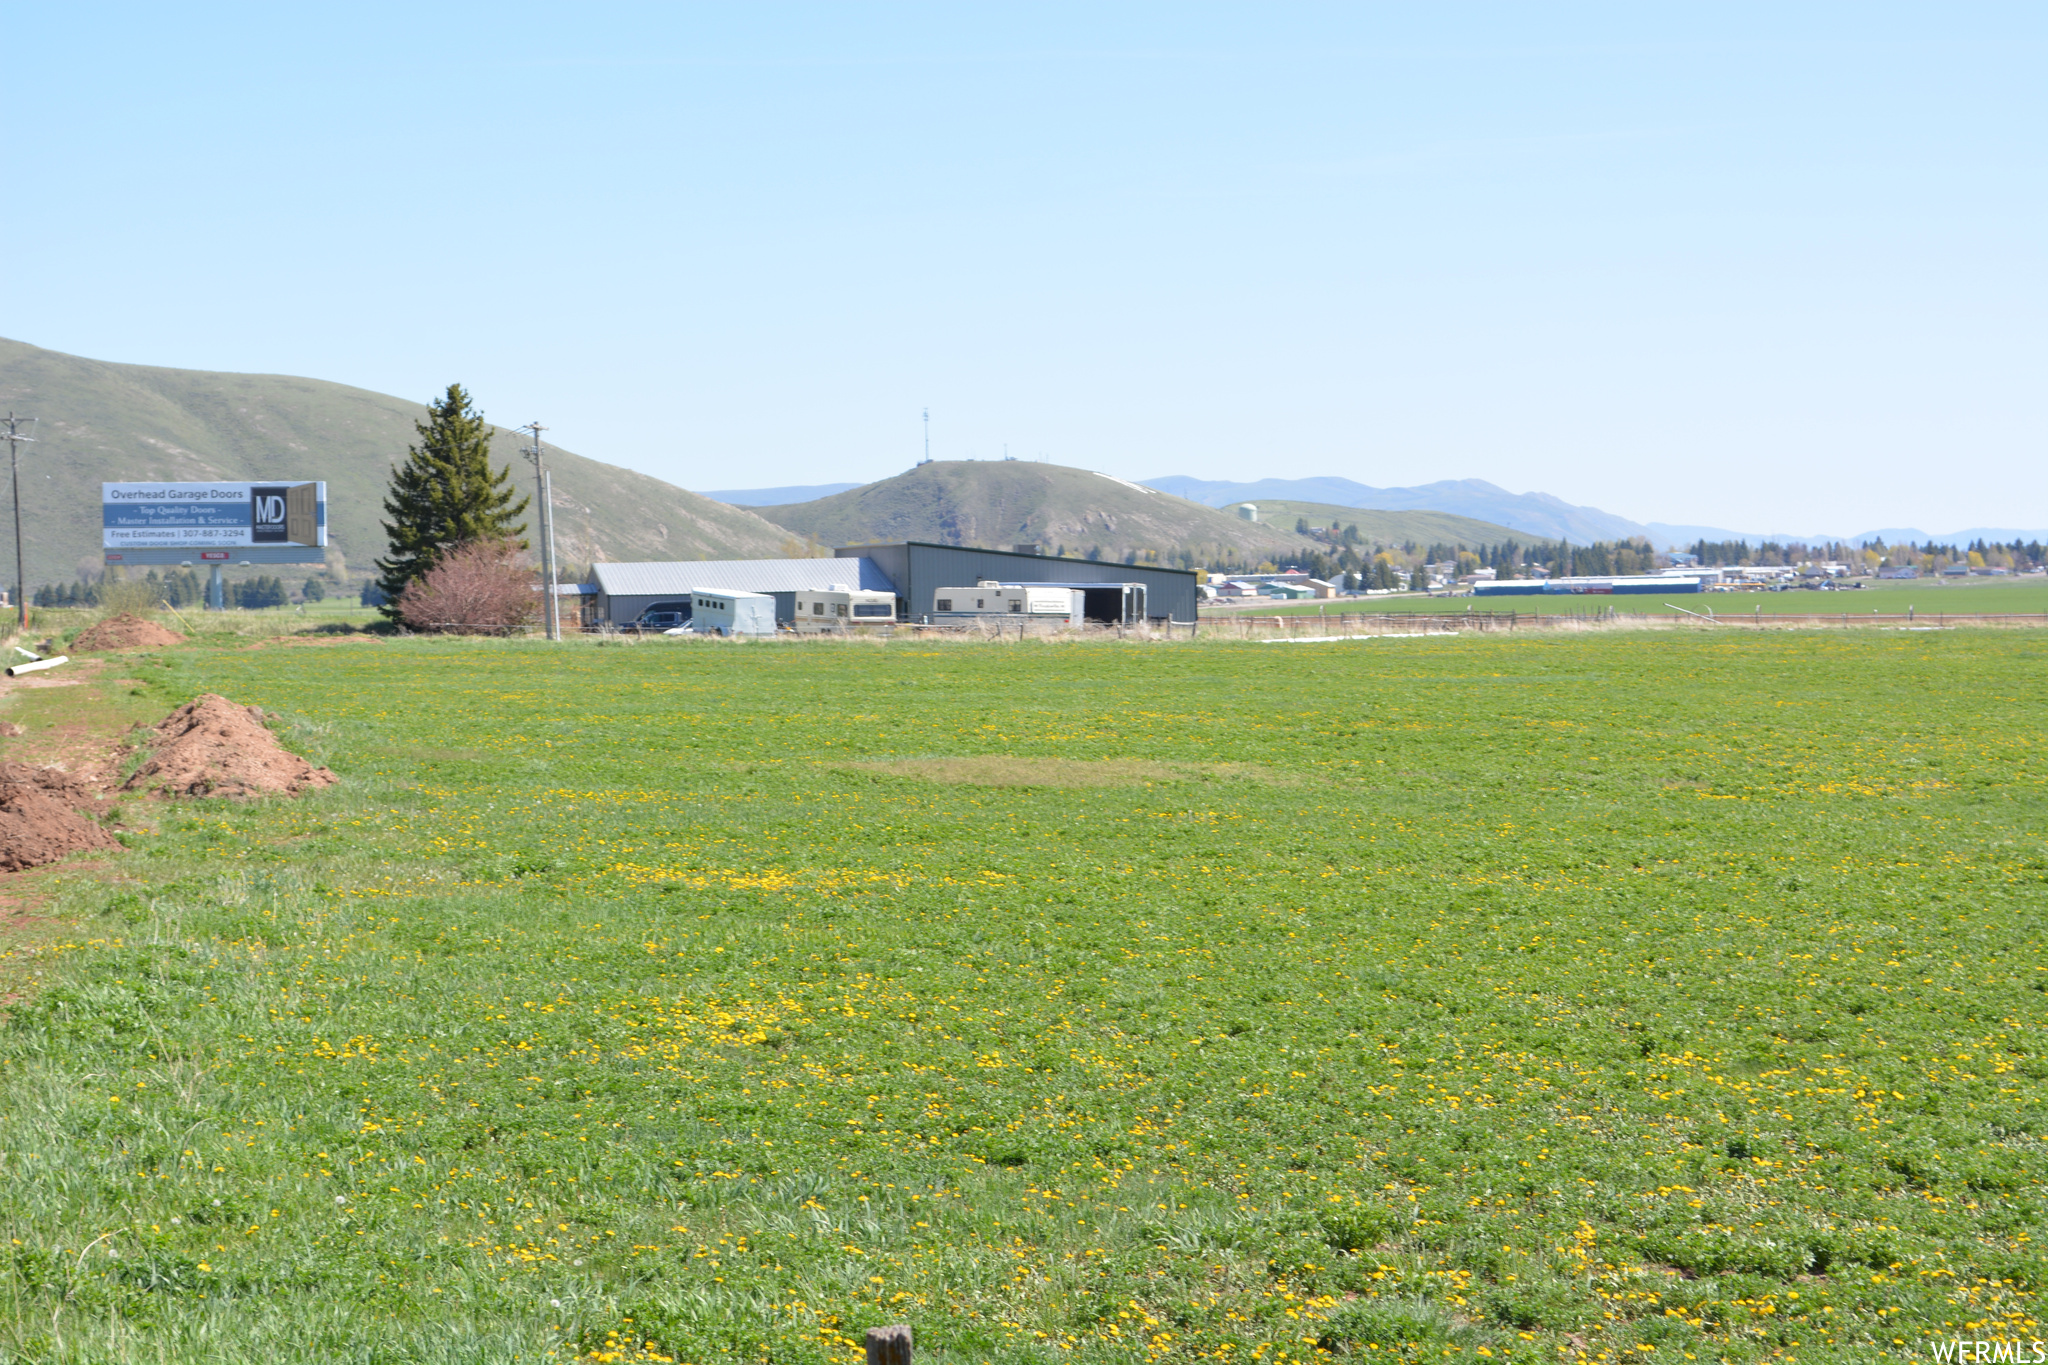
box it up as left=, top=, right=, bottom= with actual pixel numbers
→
left=103, top=482, right=325, bottom=550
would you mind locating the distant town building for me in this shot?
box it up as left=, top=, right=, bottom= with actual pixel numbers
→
left=1476, top=574, right=1708, bottom=597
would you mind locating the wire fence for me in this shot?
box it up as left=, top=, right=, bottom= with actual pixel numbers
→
left=318, top=607, right=2048, bottom=644
left=1192, top=607, right=2048, bottom=637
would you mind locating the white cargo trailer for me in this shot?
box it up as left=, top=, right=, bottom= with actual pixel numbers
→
left=677, top=588, right=776, bottom=637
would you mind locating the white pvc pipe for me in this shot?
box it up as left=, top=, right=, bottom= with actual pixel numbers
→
left=5, top=655, right=68, bottom=677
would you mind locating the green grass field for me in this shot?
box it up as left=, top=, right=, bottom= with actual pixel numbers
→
left=1220, top=576, right=2048, bottom=619
left=1, top=630, right=2043, bottom=1364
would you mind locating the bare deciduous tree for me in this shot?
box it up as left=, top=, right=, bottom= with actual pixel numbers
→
left=396, top=538, right=538, bottom=634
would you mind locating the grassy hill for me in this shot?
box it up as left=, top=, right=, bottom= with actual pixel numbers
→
left=751, top=461, right=1326, bottom=565
left=752, top=463, right=1529, bottom=566
left=1229, top=499, right=1524, bottom=548
left=0, top=337, right=799, bottom=590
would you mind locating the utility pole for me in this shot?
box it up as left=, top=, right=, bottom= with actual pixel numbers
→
left=922, top=408, right=929, bottom=465
left=4, top=414, right=33, bottom=630
left=518, top=422, right=561, bottom=640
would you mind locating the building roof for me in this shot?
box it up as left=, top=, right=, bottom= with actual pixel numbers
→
left=841, top=542, right=1198, bottom=581
left=589, top=557, right=897, bottom=598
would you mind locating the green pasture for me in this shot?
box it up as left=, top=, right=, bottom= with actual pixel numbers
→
left=1, top=629, right=2043, bottom=1364
left=1220, top=575, right=2048, bottom=618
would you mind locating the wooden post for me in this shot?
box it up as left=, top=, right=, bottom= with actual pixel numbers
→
left=866, top=1324, right=913, bottom=1364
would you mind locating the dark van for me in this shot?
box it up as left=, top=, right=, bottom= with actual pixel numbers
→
left=629, top=601, right=692, bottom=632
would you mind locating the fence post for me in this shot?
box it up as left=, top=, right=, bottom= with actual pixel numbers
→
left=866, top=1324, right=913, bottom=1364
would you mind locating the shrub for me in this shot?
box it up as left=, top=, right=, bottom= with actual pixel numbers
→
left=396, top=538, right=537, bottom=635
left=95, top=575, right=160, bottom=616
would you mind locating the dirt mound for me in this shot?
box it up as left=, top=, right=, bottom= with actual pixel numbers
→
left=124, top=694, right=337, bottom=799
left=0, top=763, right=119, bottom=872
left=73, top=613, right=184, bottom=651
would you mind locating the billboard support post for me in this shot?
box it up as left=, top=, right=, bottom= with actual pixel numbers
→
left=5, top=414, right=33, bottom=629
left=207, top=564, right=225, bottom=612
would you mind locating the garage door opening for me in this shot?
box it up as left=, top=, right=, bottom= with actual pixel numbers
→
left=1080, top=584, right=1145, bottom=624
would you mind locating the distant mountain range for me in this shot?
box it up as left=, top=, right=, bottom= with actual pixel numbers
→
left=1139, top=475, right=2047, bottom=549
left=6, top=331, right=2031, bottom=588
left=704, top=482, right=862, bottom=506
left=1144, top=476, right=1646, bottom=544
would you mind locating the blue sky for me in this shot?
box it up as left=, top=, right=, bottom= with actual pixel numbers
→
left=9, top=4, right=2042, bottom=534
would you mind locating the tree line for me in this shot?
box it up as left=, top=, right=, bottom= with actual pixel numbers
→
left=30, top=569, right=321, bottom=610
left=1685, top=537, right=2047, bottom=573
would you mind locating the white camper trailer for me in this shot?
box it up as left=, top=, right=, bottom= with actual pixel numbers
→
left=931, top=580, right=1087, bottom=624
left=791, top=583, right=898, bottom=633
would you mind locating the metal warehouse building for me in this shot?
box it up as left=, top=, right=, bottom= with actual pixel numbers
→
left=848, top=542, right=1198, bottom=624
left=582, top=558, right=898, bottom=627
left=580, top=542, right=1198, bottom=629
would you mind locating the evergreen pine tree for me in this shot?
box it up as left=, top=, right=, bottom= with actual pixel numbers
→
left=375, top=384, right=529, bottom=617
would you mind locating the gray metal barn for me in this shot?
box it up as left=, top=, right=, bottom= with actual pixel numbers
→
left=848, top=542, right=1198, bottom=623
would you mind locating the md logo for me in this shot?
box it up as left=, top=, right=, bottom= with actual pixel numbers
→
left=250, top=485, right=289, bottom=542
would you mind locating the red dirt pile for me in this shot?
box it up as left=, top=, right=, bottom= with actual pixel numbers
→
left=0, top=762, right=119, bottom=872
left=124, top=694, right=338, bottom=799
left=73, top=613, right=185, bottom=651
